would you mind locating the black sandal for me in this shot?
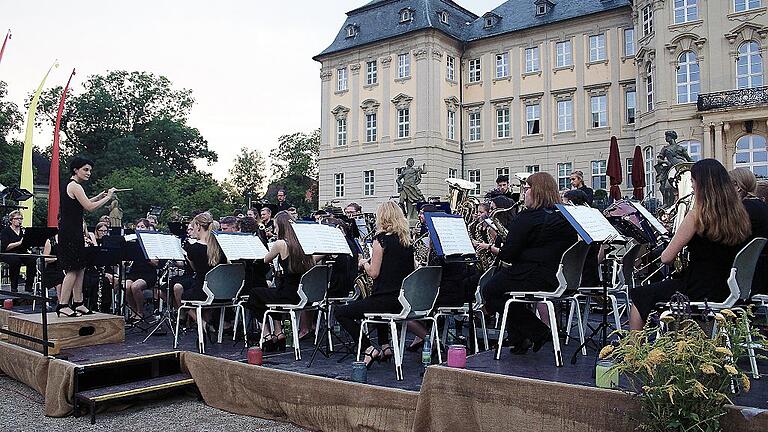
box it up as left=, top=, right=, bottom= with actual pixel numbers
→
left=72, top=302, right=94, bottom=316
left=363, top=346, right=380, bottom=369
left=379, top=346, right=394, bottom=363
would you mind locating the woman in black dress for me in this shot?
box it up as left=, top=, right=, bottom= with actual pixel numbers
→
left=57, top=156, right=115, bottom=317
left=247, top=211, right=314, bottom=351
left=182, top=212, right=225, bottom=330
left=629, top=159, right=752, bottom=329
left=125, top=219, right=160, bottom=319
left=334, top=201, right=415, bottom=367
left=0, top=210, right=36, bottom=293
left=730, top=167, right=768, bottom=295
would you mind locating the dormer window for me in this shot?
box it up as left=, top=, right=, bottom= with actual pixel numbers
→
left=535, top=0, right=554, bottom=16
left=440, top=11, right=449, bottom=24
left=485, top=17, right=494, bottom=27
left=537, top=4, right=547, bottom=15
left=346, top=24, right=358, bottom=38
left=483, top=13, right=500, bottom=29
left=400, top=8, right=413, bottom=23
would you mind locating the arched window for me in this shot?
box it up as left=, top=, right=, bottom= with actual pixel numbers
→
left=734, top=135, right=768, bottom=178
left=737, top=41, right=763, bottom=89
left=646, top=63, right=654, bottom=111
left=676, top=51, right=700, bottom=104
left=678, top=140, right=702, bottom=161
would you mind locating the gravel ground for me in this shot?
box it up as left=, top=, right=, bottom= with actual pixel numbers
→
left=0, top=375, right=307, bottom=432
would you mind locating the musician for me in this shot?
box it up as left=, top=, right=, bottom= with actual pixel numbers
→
left=83, top=222, right=118, bottom=312
left=482, top=172, right=577, bottom=354
left=247, top=211, right=314, bottom=352
left=730, top=168, right=768, bottom=295
left=335, top=201, right=415, bottom=368
left=345, top=202, right=362, bottom=217
left=1, top=210, right=36, bottom=293
left=563, top=189, right=588, bottom=206
left=42, top=233, right=64, bottom=299
left=171, top=222, right=196, bottom=309
left=99, top=215, right=111, bottom=226
left=238, top=216, right=269, bottom=292
left=246, top=208, right=258, bottom=218
left=220, top=216, right=239, bottom=232
left=260, top=207, right=274, bottom=237
left=486, top=175, right=515, bottom=200
left=125, top=219, right=160, bottom=320
left=57, top=156, right=116, bottom=317
left=276, top=189, right=291, bottom=213
left=324, top=216, right=359, bottom=299
left=629, top=159, right=751, bottom=330
left=756, top=180, right=768, bottom=203
left=569, top=170, right=594, bottom=206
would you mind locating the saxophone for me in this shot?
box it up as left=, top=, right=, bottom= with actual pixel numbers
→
left=354, top=238, right=374, bottom=298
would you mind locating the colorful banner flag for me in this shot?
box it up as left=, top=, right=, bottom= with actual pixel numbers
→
left=20, top=62, right=58, bottom=227
left=0, top=30, right=11, bottom=66
left=48, top=68, right=76, bottom=227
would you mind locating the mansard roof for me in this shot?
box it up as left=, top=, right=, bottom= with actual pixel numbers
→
left=315, top=0, right=478, bottom=59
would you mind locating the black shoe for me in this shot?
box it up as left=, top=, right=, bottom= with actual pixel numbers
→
left=275, top=332, right=287, bottom=352
left=72, top=302, right=95, bottom=315
left=509, top=339, right=532, bottom=355
left=379, top=346, right=393, bottom=363
left=55, top=304, right=79, bottom=318
left=362, top=346, right=380, bottom=369
left=261, top=334, right=278, bottom=352
left=531, top=334, right=550, bottom=353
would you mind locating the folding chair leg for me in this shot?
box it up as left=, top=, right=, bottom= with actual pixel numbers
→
left=389, top=321, right=403, bottom=381
left=609, top=295, right=621, bottom=333
left=357, top=321, right=367, bottom=361
left=196, top=306, right=205, bottom=354
left=289, top=310, right=301, bottom=360
left=581, top=297, right=592, bottom=334
left=314, top=308, right=323, bottom=346
left=431, top=318, right=442, bottom=364
left=472, top=314, right=480, bottom=354
left=398, top=322, right=407, bottom=363
left=573, top=299, right=586, bottom=356
left=260, top=312, right=271, bottom=350
left=496, top=299, right=512, bottom=360
left=565, top=297, right=577, bottom=345
left=233, top=306, right=240, bottom=342
left=240, top=306, right=247, bottom=343
left=326, top=304, right=334, bottom=352
left=174, top=306, right=183, bottom=348
left=546, top=301, right=563, bottom=367
left=479, top=311, right=489, bottom=352
left=217, top=306, right=225, bottom=344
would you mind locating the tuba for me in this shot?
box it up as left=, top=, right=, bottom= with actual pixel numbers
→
left=446, top=177, right=480, bottom=224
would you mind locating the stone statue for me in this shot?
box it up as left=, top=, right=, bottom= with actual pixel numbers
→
left=397, top=158, right=426, bottom=223
left=655, top=130, right=693, bottom=207
left=109, top=198, right=123, bottom=228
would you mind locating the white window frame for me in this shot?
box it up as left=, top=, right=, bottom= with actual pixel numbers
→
left=398, top=53, right=410, bottom=79
left=363, top=170, right=375, bottom=197
left=676, top=51, right=700, bottom=104
left=624, top=28, right=635, bottom=57
left=591, top=160, right=607, bottom=190
left=397, top=108, right=410, bottom=139
left=440, top=11, right=449, bottom=24
left=334, top=173, right=345, bottom=198
left=496, top=53, right=509, bottom=78
left=497, top=107, right=510, bottom=138
left=447, top=110, right=455, bottom=140
left=526, top=165, right=540, bottom=173
left=646, top=63, right=654, bottom=111
left=366, top=61, right=377, bottom=85
left=680, top=140, right=702, bottom=161
left=734, top=135, right=768, bottom=178
left=469, top=58, right=481, bottom=83
left=735, top=0, right=762, bottom=12
left=642, top=5, right=654, bottom=37
left=496, top=167, right=510, bottom=178
left=589, top=34, right=607, bottom=62
left=526, top=104, right=541, bottom=135
left=365, top=113, right=377, bottom=143
left=337, top=67, right=348, bottom=92
left=447, top=55, right=455, bottom=81
left=469, top=111, right=481, bottom=141
left=591, top=95, right=608, bottom=128
left=347, top=27, right=356, bottom=38
left=674, top=0, right=698, bottom=24
left=525, top=47, right=540, bottom=73
left=336, top=118, right=347, bottom=146
left=400, top=9, right=412, bottom=23
left=626, top=90, right=636, bottom=124
left=448, top=168, right=458, bottom=179
left=556, top=41, right=573, bottom=68
left=557, top=99, right=573, bottom=132
left=626, top=158, right=634, bottom=188
left=645, top=146, right=655, bottom=197
left=557, top=162, right=573, bottom=191
left=468, top=169, right=481, bottom=196
left=737, top=41, right=764, bottom=89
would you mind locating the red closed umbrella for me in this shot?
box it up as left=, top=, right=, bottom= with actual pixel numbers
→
left=606, top=136, right=623, bottom=201
left=631, top=145, right=646, bottom=200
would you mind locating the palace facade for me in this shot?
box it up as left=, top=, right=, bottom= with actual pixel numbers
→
left=314, top=0, right=768, bottom=210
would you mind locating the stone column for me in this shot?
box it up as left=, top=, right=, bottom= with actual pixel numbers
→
left=714, top=122, right=724, bottom=162
left=701, top=121, right=713, bottom=159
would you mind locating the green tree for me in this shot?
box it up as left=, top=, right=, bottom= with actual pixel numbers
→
left=0, top=81, right=23, bottom=187
left=268, top=129, right=320, bottom=180
left=227, top=146, right=267, bottom=198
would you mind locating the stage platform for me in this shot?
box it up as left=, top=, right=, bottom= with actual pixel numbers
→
left=0, top=308, right=766, bottom=432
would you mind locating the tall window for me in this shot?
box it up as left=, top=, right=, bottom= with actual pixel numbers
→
left=644, top=146, right=655, bottom=197
left=642, top=5, right=654, bottom=37
left=591, top=160, right=607, bottom=190
left=469, top=58, right=481, bottom=82
left=496, top=167, right=510, bottom=179
left=646, top=63, right=654, bottom=111
left=676, top=51, right=700, bottom=104
left=526, top=104, right=541, bottom=135
left=557, top=163, right=573, bottom=191
left=497, top=108, right=510, bottom=138
left=337, top=67, right=348, bottom=92
left=679, top=140, right=702, bottom=161
left=448, top=168, right=458, bottom=179
left=469, top=112, right=481, bottom=141
left=336, top=118, right=347, bottom=146
left=363, top=170, right=375, bottom=196
left=447, top=55, right=455, bottom=81
left=557, top=99, right=573, bottom=132
left=398, top=53, right=410, bottom=78
left=589, top=34, right=607, bottom=62
left=626, top=158, right=634, bottom=188
left=334, top=173, right=345, bottom=198
left=365, top=113, right=377, bottom=142
left=624, top=28, right=635, bottom=57
left=366, top=61, right=377, bottom=85
left=737, top=41, right=763, bottom=89
left=556, top=41, right=573, bottom=67
left=496, top=53, right=509, bottom=78
left=526, top=165, right=540, bottom=173
left=447, top=110, right=456, bottom=140
left=525, top=47, right=540, bottom=73
left=591, top=95, right=608, bottom=128
left=735, top=0, right=762, bottom=12
left=674, top=0, right=698, bottom=24
left=734, top=135, right=768, bottom=178
left=397, top=108, right=410, bottom=138
left=626, top=90, right=636, bottom=124
left=468, top=169, right=481, bottom=196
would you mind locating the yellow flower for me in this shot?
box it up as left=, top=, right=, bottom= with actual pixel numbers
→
left=741, top=374, right=751, bottom=392
left=599, top=345, right=614, bottom=359
left=700, top=364, right=716, bottom=375
left=676, top=341, right=688, bottom=354
left=692, top=380, right=708, bottom=398
left=666, top=387, right=675, bottom=404
left=721, top=309, right=737, bottom=318
left=714, top=313, right=725, bottom=322
left=724, top=365, right=738, bottom=375
left=647, top=349, right=665, bottom=366
left=715, top=347, right=733, bottom=356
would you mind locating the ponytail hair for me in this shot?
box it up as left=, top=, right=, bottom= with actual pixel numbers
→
left=192, top=212, right=223, bottom=266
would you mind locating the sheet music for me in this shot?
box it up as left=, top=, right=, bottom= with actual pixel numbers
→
left=557, top=205, right=624, bottom=244
left=213, top=232, right=268, bottom=260
left=430, top=216, right=476, bottom=256
left=137, top=232, right=185, bottom=260
left=292, top=223, right=352, bottom=255
left=355, top=218, right=370, bottom=239
left=629, top=201, right=668, bottom=234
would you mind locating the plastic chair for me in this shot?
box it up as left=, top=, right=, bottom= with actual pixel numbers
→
left=433, top=266, right=494, bottom=354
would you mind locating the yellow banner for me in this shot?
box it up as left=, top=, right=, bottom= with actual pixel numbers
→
left=20, top=62, right=57, bottom=227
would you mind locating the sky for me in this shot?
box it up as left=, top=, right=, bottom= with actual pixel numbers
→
left=1, top=0, right=501, bottom=180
